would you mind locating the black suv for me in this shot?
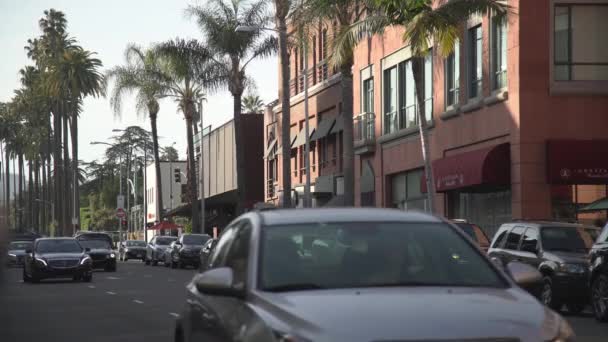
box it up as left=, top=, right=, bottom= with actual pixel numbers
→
left=590, top=223, right=608, bottom=322
left=75, top=232, right=117, bottom=272
left=198, top=238, right=218, bottom=272
left=488, top=221, right=598, bottom=314
left=164, top=234, right=211, bottom=269
left=146, top=235, right=177, bottom=266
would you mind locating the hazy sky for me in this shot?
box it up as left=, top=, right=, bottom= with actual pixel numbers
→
left=0, top=0, right=277, bottom=163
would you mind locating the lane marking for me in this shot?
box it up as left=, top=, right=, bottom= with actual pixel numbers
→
left=143, top=275, right=152, bottom=278
left=106, top=276, right=120, bottom=280
left=133, top=300, right=144, bottom=304
left=106, top=291, right=116, bottom=295
left=169, top=313, right=180, bottom=318
left=168, top=279, right=175, bottom=282
left=88, top=285, right=96, bottom=289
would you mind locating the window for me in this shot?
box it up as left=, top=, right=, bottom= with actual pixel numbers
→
left=209, top=226, right=237, bottom=268
left=383, top=67, right=397, bottom=134
left=554, top=5, right=608, bottom=81
left=520, top=228, right=539, bottom=253
left=224, top=222, right=252, bottom=289
left=491, top=228, right=508, bottom=248
left=363, top=78, right=374, bottom=113
left=469, top=25, right=483, bottom=98
left=504, top=226, right=525, bottom=250
left=392, top=169, right=427, bottom=211
left=492, top=14, right=507, bottom=90
left=445, top=41, right=460, bottom=107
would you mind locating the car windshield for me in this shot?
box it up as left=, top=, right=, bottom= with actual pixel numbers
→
left=156, top=237, right=176, bottom=245
left=455, top=223, right=490, bottom=247
left=9, top=241, right=33, bottom=250
left=260, top=222, right=505, bottom=292
left=78, top=239, right=112, bottom=249
left=541, top=227, right=595, bottom=253
left=182, top=235, right=209, bottom=245
left=37, top=240, right=82, bottom=254
left=126, top=241, right=146, bottom=247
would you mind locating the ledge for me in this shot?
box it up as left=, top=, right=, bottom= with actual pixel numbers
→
left=439, top=106, right=461, bottom=120
left=377, top=122, right=434, bottom=145
left=550, top=81, right=608, bottom=96
left=461, top=98, right=484, bottom=113
left=484, top=89, right=509, bottom=106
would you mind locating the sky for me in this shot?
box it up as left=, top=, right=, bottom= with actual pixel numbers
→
left=0, top=0, right=278, bottom=164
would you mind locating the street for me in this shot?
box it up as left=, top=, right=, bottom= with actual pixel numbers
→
left=2, top=261, right=608, bottom=342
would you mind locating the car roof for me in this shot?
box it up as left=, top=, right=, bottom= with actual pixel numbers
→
left=503, top=221, right=584, bottom=229
left=36, top=237, right=76, bottom=241
left=258, top=208, right=442, bottom=226
left=181, top=233, right=209, bottom=236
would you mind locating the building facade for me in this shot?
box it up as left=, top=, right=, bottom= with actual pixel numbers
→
left=264, top=24, right=345, bottom=207
left=145, top=161, right=187, bottom=225
left=351, top=0, right=608, bottom=236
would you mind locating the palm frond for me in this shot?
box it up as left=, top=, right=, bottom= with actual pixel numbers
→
left=242, top=35, right=278, bottom=70
left=331, top=13, right=390, bottom=67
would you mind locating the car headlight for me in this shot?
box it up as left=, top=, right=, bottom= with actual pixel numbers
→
left=542, top=309, right=575, bottom=342
left=8, top=253, right=16, bottom=257
left=110, top=253, right=116, bottom=258
left=558, top=263, right=585, bottom=274
left=80, top=256, right=92, bottom=265
left=552, top=319, right=575, bottom=342
left=35, top=258, right=47, bottom=267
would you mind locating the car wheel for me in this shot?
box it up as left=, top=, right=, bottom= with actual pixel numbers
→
left=145, top=258, right=150, bottom=265
left=22, top=268, right=30, bottom=283
left=165, top=256, right=171, bottom=267
left=178, top=260, right=185, bottom=269
left=152, top=259, right=158, bottom=266
left=592, top=274, right=608, bottom=322
left=124, top=256, right=128, bottom=262
left=566, top=302, right=586, bottom=315
left=30, top=273, right=40, bottom=283
left=541, top=276, right=562, bottom=310
left=82, top=273, right=93, bottom=282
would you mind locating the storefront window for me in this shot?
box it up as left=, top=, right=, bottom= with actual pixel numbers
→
left=391, top=169, right=427, bottom=212
left=448, top=190, right=511, bottom=238
left=551, top=184, right=607, bottom=226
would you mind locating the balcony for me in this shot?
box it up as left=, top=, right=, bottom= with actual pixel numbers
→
left=354, top=112, right=376, bottom=155
left=266, top=179, right=277, bottom=199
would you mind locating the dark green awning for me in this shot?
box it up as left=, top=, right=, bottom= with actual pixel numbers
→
left=330, top=115, right=344, bottom=134
left=579, top=197, right=608, bottom=212
left=311, top=118, right=336, bottom=141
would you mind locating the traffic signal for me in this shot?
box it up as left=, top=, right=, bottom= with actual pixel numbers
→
left=174, top=168, right=181, bottom=183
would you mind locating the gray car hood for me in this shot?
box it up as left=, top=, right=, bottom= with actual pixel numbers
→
left=544, top=251, right=589, bottom=264
left=252, top=287, right=556, bottom=342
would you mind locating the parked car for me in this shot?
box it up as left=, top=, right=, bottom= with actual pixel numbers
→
left=451, top=220, right=490, bottom=252
left=75, top=232, right=117, bottom=272
left=174, top=209, right=575, bottom=342
left=23, top=238, right=92, bottom=283
left=488, top=221, right=598, bottom=314
left=6, top=241, right=33, bottom=267
left=146, top=235, right=177, bottom=266
left=165, top=234, right=211, bottom=269
left=590, top=223, right=608, bottom=322
left=118, top=240, right=147, bottom=262
left=198, top=238, right=218, bottom=272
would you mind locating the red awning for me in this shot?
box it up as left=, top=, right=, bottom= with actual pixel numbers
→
left=422, top=143, right=510, bottom=193
left=547, top=140, right=608, bottom=184
left=148, top=221, right=183, bottom=230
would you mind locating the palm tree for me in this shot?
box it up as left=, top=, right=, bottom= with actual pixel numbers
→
left=242, top=94, right=264, bottom=114
left=106, top=45, right=170, bottom=221
left=332, top=0, right=509, bottom=212
left=153, top=38, right=210, bottom=233
left=187, top=0, right=277, bottom=214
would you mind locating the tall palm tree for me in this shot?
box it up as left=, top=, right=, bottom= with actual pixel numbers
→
left=187, top=0, right=277, bottom=214
left=106, top=45, right=170, bottom=222
left=333, top=0, right=509, bottom=212
left=47, top=46, right=104, bottom=233
left=154, top=38, right=210, bottom=233
left=242, top=94, right=264, bottom=113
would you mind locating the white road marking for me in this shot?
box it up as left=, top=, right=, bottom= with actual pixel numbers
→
left=168, top=278, right=175, bottom=282
left=18, top=280, right=24, bottom=283
left=106, top=291, right=116, bottom=295
left=106, top=276, right=120, bottom=280
left=169, top=313, right=180, bottom=318
left=133, top=300, right=144, bottom=304
left=143, top=275, right=152, bottom=278
left=88, top=285, right=96, bottom=289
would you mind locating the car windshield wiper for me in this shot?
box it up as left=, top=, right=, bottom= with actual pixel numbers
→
left=264, top=283, right=326, bottom=292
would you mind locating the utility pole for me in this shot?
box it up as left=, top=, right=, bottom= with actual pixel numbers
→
left=143, top=140, right=148, bottom=243
left=199, top=99, right=205, bottom=234
left=303, top=39, right=311, bottom=208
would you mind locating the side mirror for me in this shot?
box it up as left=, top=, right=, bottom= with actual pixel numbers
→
left=85, top=247, right=91, bottom=253
left=506, top=261, right=543, bottom=298
left=194, top=267, right=243, bottom=298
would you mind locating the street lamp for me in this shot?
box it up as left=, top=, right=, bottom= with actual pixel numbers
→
left=237, top=25, right=312, bottom=207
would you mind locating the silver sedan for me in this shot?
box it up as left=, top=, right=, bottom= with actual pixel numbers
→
left=175, top=208, right=575, bottom=342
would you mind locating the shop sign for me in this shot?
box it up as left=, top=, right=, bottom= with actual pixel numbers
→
left=558, top=168, right=608, bottom=182
left=436, top=173, right=465, bottom=191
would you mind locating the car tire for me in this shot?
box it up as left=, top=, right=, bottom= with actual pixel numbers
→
left=124, top=256, right=128, bottom=262
left=165, top=256, right=171, bottom=268
left=82, top=273, right=93, bottom=282
left=566, top=302, right=586, bottom=315
left=22, top=268, right=30, bottom=283
left=178, top=260, right=185, bottom=269
left=152, top=259, right=158, bottom=266
left=142, top=258, right=146, bottom=263
left=30, top=273, right=40, bottom=283
left=541, top=276, right=562, bottom=311
left=592, top=274, right=608, bottom=322
left=145, top=258, right=150, bottom=265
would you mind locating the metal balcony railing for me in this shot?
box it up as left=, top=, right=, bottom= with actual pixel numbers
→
left=266, top=179, right=276, bottom=198
left=317, top=60, right=329, bottom=82
left=354, top=112, right=376, bottom=144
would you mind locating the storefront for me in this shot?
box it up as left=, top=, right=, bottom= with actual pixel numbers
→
left=546, top=140, right=608, bottom=226
left=423, top=143, right=512, bottom=237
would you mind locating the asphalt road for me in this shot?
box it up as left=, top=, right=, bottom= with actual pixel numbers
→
left=2, top=261, right=608, bottom=342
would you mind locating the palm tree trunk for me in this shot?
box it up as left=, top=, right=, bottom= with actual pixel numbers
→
left=53, top=107, right=62, bottom=235
left=233, top=93, right=247, bottom=215
left=149, top=111, right=164, bottom=223
left=4, top=146, right=9, bottom=230
left=28, top=159, right=34, bottom=229
left=63, top=111, right=70, bottom=235
left=341, top=63, right=355, bottom=207
left=185, top=111, right=200, bottom=234
left=41, top=156, right=47, bottom=234
left=412, top=56, right=436, bottom=214
left=70, top=114, right=79, bottom=234
left=276, top=5, right=292, bottom=208
left=18, top=153, right=24, bottom=230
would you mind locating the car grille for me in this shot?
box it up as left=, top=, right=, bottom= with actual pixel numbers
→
left=90, top=253, right=107, bottom=261
left=48, top=259, right=79, bottom=268
left=16, top=256, right=24, bottom=264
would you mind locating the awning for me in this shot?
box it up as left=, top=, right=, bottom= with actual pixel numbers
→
left=311, top=118, right=336, bottom=141
left=291, top=127, right=316, bottom=148
left=264, top=139, right=277, bottom=159
left=149, top=221, right=183, bottom=230
left=422, top=143, right=511, bottom=193
left=547, top=140, right=608, bottom=184
left=330, top=115, right=344, bottom=134
left=579, top=197, right=608, bottom=212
